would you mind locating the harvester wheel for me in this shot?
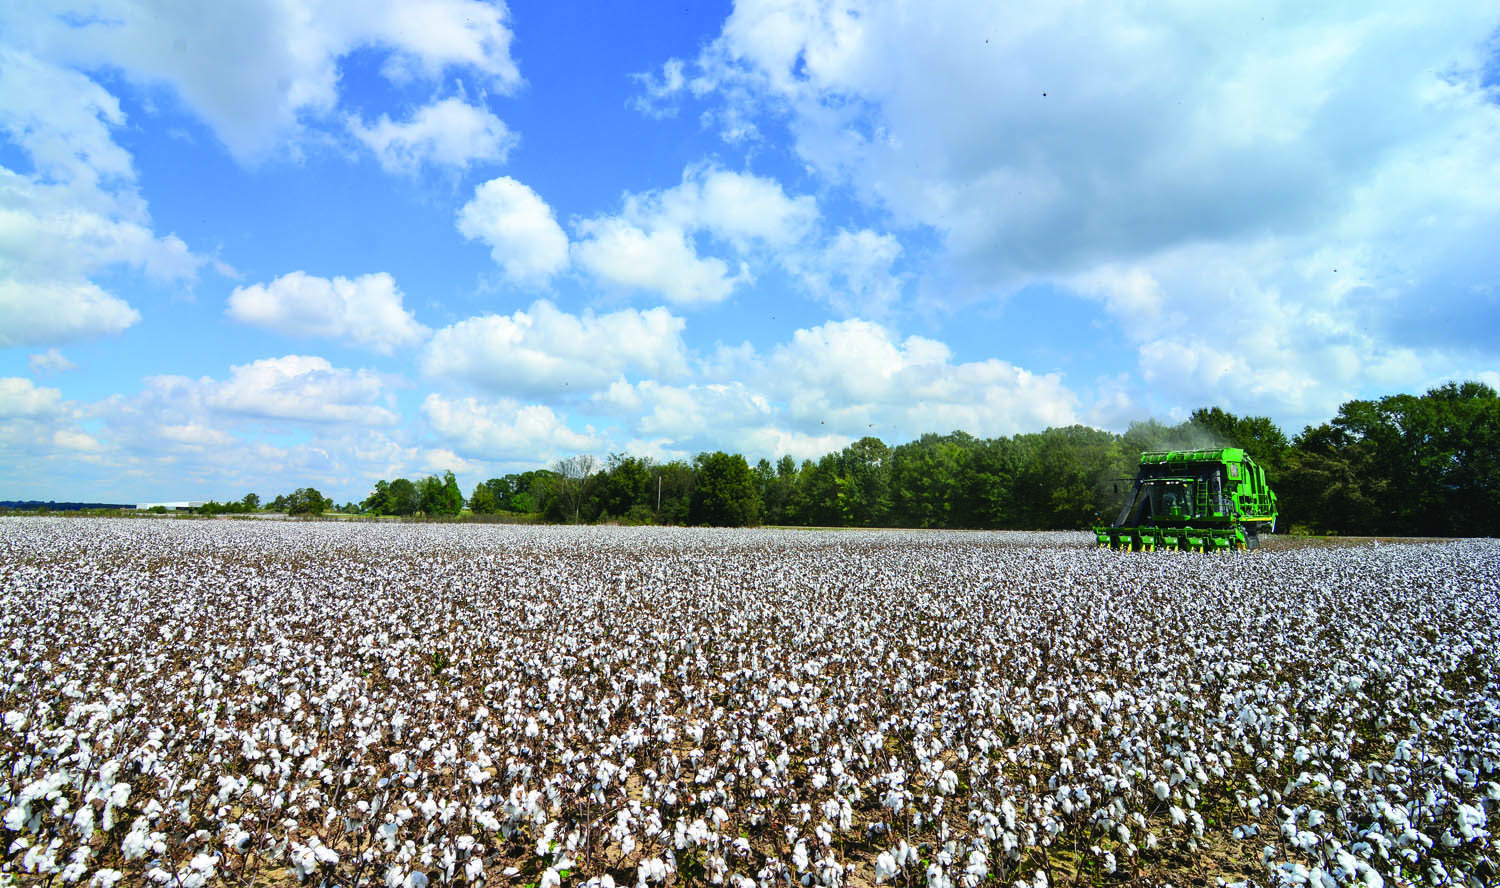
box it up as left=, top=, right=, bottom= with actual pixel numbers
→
left=1245, top=530, right=1260, bottom=551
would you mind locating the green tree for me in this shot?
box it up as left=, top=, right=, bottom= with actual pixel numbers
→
left=1188, top=407, right=1290, bottom=483
left=416, top=474, right=462, bottom=516
left=286, top=487, right=332, bottom=516
left=384, top=478, right=420, bottom=516
left=1280, top=422, right=1382, bottom=535
left=439, top=471, right=463, bottom=516
left=469, top=482, right=498, bottom=514
left=241, top=492, right=260, bottom=511
left=890, top=433, right=971, bottom=528
left=596, top=454, right=654, bottom=519
left=690, top=451, right=761, bottom=526
left=1285, top=381, right=1500, bottom=536
left=551, top=455, right=597, bottom=523
left=835, top=436, right=892, bottom=526
left=797, top=454, right=841, bottom=526
left=655, top=460, right=696, bottom=524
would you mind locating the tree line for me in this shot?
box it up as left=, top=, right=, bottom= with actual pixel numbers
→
left=192, top=380, right=1497, bottom=537
left=412, top=380, right=1490, bottom=537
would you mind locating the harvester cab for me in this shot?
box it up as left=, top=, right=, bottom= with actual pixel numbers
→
left=1095, top=448, right=1278, bottom=552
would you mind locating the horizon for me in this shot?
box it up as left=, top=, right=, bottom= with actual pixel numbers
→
left=3, top=1, right=1498, bottom=505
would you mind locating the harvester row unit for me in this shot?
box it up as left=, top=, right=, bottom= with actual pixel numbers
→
left=1095, top=448, right=1278, bottom=551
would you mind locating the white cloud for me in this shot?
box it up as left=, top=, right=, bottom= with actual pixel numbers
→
left=456, top=177, right=570, bottom=283
left=0, top=377, right=62, bottom=417
left=420, top=447, right=485, bottom=476
left=1070, top=237, right=1498, bottom=426
left=1, top=0, right=523, bottom=160
left=0, top=51, right=209, bottom=348
left=765, top=318, right=1079, bottom=438
left=421, top=301, right=690, bottom=396
left=149, top=355, right=397, bottom=425
left=655, top=0, right=1500, bottom=423
left=675, top=2, right=1499, bottom=274
left=580, top=317, right=1082, bottom=461
left=573, top=218, right=743, bottom=305
left=28, top=348, right=76, bottom=374
left=0, top=280, right=142, bottom=348
left=157, top=423, right=237, bottom=450
left=423, top=394, right=596, bottom=460
left=349, top=97, right=515, bottom=173
left=596, top=379, right=771, bottom=438
left=227, top=271, right=430, bottom=354
left=645, top=165, right=818, bottom=250
left=52, top=428, right=103, bottom=452
left=0, top=47, right=133, bottom=195
left=793, top=228, right=904, bottom=316
left=573, top=164, right=820, bottom=305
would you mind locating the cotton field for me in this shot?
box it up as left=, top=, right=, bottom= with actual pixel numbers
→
left=2, top=520, right=1497, bottom=888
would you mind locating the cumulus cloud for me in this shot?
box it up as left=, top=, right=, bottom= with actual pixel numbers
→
left=0, top=50, right=206, bottom=347
left=51, top=428, right=103, bottom=452
left=423, top=394, right=597, bottom=460
left=0, top=377, right=62, bottom=417
left=149, top=355, right=397, bottom=425
left=572, top=219, right=743, bottom=305
left=573, top=165, right=819, bottom=305
left=456, top=177, right=570, bottom=283
left=349, top=97, right=516, bottom=173
left=669, top=2, right=1498, bottom=275
left=28, top=348, right=76, bottom=374
left=421, top=301, right=690, bottom=396
left=1, top=0, right=523, bottom=160
left=641, top=164, right=819, bottom=250
left=645, top=0, right=1500, bottom=423
left=793, top=228, right=904, bottom=316
left=1070, top=237, right=1498, bottom=425
left=227, top=271, right=430, bottom=354
left=0, top=281, right=142, bottom=348
left=765, top=318, right=1079, bottom=438
left=582, top=317, right=1082, bottom=461
left=596, top=379, right=771, bottom=439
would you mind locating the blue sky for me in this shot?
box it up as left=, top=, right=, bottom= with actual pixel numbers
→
left=2, top=1, right=1498, bottom=505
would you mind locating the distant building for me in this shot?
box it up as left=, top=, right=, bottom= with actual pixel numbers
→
left=134, top=501, right=207, bottom=511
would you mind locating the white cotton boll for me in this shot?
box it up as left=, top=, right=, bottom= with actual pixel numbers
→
left=793, top=840, right=810, bottom=871
left=1153, top=780, right=1170, bottom=801
left=965, top=850, right=988, bottom=880
left=89, top=870, right=124, bottom=888
left=71, top=805, right=95, bottom=841
left=404, top=871, right=429, bottom=888
left=638, top=857, right=667, bottom=884
left=875, top=851, right=899, bottom=883
left=1456, top=803, right=1488, bottom=837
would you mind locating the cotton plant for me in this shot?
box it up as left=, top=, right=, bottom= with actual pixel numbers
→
left=0, top=519, right=1496, bottom=886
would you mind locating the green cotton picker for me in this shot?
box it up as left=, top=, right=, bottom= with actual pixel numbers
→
left=1095, top=448, right=1279, bottom=551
